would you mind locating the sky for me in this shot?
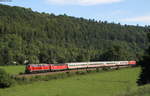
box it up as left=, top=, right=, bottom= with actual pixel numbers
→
left=0, top=0, right=150, bottom=26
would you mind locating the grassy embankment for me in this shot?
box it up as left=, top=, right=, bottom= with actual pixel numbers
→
left=0, top=67, right=142, bottom=96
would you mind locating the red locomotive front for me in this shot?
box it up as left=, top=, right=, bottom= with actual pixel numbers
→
left=25, top=64, right=51, bottom=73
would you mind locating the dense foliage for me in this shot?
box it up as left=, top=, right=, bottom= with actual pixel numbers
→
left=0, top=68, right=13, bottom=88
left=0, top=4, right=149, bottom=65
left=137, top=32, right=150, bottom=85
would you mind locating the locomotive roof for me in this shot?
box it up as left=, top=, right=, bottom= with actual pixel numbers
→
left=27, top=64, right=49, bottom=66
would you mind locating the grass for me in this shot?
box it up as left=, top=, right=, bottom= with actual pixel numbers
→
left=118, top=84, right=150, bottom=96
left=0, top=67, right=140, bottom=96
left=0, top=65, right=25, bottom=75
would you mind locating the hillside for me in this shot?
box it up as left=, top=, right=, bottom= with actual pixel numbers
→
left=0, top=4, right=149, bottom=65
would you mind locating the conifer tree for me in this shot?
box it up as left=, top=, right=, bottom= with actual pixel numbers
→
left=137, top=32, right=150, bottom=85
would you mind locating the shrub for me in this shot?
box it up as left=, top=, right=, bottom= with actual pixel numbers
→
left=0, top=68, right=13, bottom=88
left=103, top=67, right=110, bottom=71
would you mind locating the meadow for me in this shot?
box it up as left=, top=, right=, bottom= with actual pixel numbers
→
left=118, top=84, right=150, bottom=96
left=0, top=67, right=142, bottom=96
left=0, top=65, right=25, bottom=75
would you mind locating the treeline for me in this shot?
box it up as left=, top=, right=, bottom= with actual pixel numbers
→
left=0, top=4, right=149, bottom=65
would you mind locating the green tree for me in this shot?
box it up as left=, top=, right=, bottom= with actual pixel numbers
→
left=137, top=33, right=150, bottom=85
left=100, top=44, right=132, bottom=61
left=0, top=68, right=13, bottom=88
left=27, top=55, right=39, bottom=64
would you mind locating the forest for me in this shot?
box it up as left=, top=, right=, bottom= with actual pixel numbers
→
left=0, top=4, right=149, bottom=65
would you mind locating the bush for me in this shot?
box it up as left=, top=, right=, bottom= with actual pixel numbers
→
left=0, top=68, right=13, bottom=88
left=102, top=67, right=110, bottom=71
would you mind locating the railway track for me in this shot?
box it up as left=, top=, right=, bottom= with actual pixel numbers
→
left=18, top=68, right=97, bottom=77
left=18, top=65, right=130, bottom=78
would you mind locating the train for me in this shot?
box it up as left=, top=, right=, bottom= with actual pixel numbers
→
left=25, top=61, right=136, bottom=73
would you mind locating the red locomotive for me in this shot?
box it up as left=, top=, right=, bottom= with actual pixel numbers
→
left=25, top=61, right=136, bottom=73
